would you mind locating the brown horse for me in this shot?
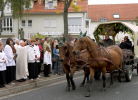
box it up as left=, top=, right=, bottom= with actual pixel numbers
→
left=59, top=42, right=90, bottom=91
left=72, top=37, right=123, bottom=97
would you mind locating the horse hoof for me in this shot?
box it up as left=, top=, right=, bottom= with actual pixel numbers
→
left=110, top=82, right=113, bottom=86
left=118, top=77, right=122, bottom=82
left=80, top=83, right=84, bottom=87
left=102, top=88, right=106, bottom=92
left=85, top=93, right=90, bottom=97
left=66, top=87, right=70, bottom=92
left=103, top=88, right=106, bottom=92
left=72, top=86, right=76, bottom=90
left=108, top=85, right=112, bottom=88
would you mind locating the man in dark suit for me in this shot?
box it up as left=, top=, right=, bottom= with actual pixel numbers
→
left=119, top=36, right=132, bottom=50
left=101, top=35, right=114, bottom=47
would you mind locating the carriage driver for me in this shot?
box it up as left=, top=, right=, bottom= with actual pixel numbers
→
left=119, top=36, right=132, bottom=50
left=100, top=35, right=114, bottom=47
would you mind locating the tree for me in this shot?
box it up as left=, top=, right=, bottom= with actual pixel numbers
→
left=0, top=0, right=31, bottom=36
left=63, top=0, right=72, bottom=42
left=58, top=0, right=82, bottom=42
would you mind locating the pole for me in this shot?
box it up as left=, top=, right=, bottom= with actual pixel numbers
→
left=0, top=10, right=3, bottom=36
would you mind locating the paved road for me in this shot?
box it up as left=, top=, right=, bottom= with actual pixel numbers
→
left=1, top=71, right=138, bottom=100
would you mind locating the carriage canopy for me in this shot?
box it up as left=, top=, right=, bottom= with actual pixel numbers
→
left=91, top=21, right=138, bottom=58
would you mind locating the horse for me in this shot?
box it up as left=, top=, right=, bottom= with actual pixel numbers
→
left=72, top=36, right=123, bottom=97
left=59, top=42, right=90, bottom=91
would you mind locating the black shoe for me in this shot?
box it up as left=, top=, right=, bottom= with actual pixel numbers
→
left=17, top=79, right=26, bottom=82
left=0, top=85, right=5, bottom=88
left=44, top=75, right=50, bottom=77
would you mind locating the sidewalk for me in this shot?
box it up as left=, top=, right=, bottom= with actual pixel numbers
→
left=0, top=71, right=82, bottom=97
left=0, top=74, right=65, bottom=97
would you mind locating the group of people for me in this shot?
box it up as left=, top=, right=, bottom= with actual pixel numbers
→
left=0, top=37, right=62, bottom=88
left=100, top=35, right=133, bottom=50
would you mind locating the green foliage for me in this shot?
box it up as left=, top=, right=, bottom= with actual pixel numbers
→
left=0, top=0, right=6, bottom=17
left=0, top=0, right=31, bottom=18
left=94, top=23, right=133, bottom=42
left=31, top=33, right=46, bottom=39
left=11, top=0, right=31, bottom=18
left=0, top=0, right=4, bottom=10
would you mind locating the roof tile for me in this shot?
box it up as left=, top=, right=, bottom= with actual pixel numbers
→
left=88, top=4, right=138, bottom=21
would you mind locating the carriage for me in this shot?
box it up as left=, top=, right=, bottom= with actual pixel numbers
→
left=91, top=21, right=138, bottom=82
left=59, top=21, right=138, bottom=97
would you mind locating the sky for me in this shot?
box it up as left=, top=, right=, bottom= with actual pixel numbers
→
left=88, top=0, right=138, bottom=5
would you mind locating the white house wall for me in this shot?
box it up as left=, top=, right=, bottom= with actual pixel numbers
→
left=12, top=12, right=88, bottom=39
left=13, top=14, right=64, bottom=39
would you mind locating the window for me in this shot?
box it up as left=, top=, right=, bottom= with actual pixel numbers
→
left=85, top=20, right=89, bottom=28
left=68, top=17, right=82, bottom=33
left=48, top=1, right=53, bottom=9
left=22, top=20, right=25, bottom=27
left=45, top=0, right=57, bottom=9
left=24, top=1, right=33, bottom=9
left=68, top=17, right=82, bottom=26
left=99, top=18, right=108, bottom=22
left=113, top=14, right=120, bottom=19
left=2, top=17, right=13, bottom=33
left=28, top=20, right=32, bottom=26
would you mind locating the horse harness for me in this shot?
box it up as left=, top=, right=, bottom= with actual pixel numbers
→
left=80, top=47, right=114, bottom=67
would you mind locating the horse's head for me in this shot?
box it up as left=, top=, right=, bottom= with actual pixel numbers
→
left=59, top=43, right=72, bottom=61
left=59, top=45, right=67, bottom=61
left=72, top=37, right=89, bottom=55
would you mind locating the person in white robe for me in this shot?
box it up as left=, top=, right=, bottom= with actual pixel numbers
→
left=43, top=46, right=52, bottom=77
left=0, top=41, right=7, bottom=87
left=34, top=42, right=40, bottom=78
left=4, top=38, right=16, bottom=84
left=27, top=40, right=38, bottom=80
left=16, top=40, right=28, bottom=81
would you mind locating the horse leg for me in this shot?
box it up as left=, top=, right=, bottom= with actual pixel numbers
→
left=110, top=72, right=114, bottom=86
left=80, top=67, right=87, bottom=87
left=86, top=72, right=90, bottom=83
left=70, top=74, right=76, bottom=90
left=102, top=67, right=106, bottom=90
left=94, top=69, right=101, bottom=80
left=66, top=73, right=71, bottom=91
left=118, top=69, right=122, bottom=82
left=85, top=68, right=94, bottom=97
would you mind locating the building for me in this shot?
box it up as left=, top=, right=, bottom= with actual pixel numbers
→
left=1, top=0, right=89, bottom=39
left=88, top=3, right=138, bottom=38
left=0, top=2, right=13, bottom=38
left=2, top=1, right=138, bottom=39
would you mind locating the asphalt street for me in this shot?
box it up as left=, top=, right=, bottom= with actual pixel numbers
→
left=1, top=70, right=138, bottom=100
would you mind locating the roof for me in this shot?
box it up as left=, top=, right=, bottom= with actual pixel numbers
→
left=88, top=4, right=138, bottom=21
left=25, top=0, right=88, bottom=14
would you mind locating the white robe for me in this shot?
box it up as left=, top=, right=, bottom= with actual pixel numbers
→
left=4, top=45, right=15, bottom=66
left=16, top=46, right=29, bottom=80
left=43, top=51, right=52, bottom=65
left=0, top=51, right=7, bottom=71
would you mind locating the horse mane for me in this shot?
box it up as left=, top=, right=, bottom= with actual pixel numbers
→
left=61, top=42, right=74, bottom=59
left=81, top=37, right=99, bottom=58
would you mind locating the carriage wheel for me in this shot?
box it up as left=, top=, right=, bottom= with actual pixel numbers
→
left=125, top=68, right=132, bottom=82
left=137, top=64, right=138, bottom=75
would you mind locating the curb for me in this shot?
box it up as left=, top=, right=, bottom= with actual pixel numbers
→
left=0, top=71, right=83, bottom=97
